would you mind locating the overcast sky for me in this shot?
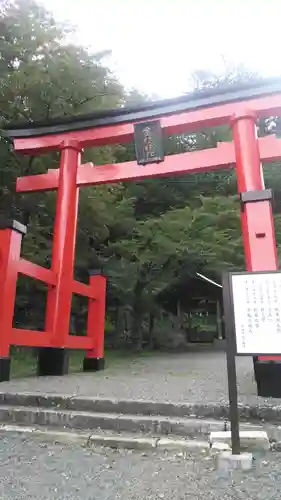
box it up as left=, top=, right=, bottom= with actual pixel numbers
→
left=40, top=0, right=281, bottom=98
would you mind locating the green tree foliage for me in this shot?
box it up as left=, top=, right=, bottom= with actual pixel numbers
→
left=2, top=0, right=281, bottom=349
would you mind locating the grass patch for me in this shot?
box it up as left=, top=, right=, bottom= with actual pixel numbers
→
left=11, top=349, right=37, bottom=379
left=10, top=347, right=158, bottom=379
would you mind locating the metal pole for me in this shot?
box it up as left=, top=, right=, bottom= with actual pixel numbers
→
left=222, top=273, right=240, bottom=455
left=225, top=338, right=240, bottom=454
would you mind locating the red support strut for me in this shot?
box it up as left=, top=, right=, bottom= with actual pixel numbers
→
left=83, top=272, right=107, bottom=371
left=232, top=112, right=281, bottom=397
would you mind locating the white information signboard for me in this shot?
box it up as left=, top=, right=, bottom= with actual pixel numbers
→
left=231, top=272, right=281, bottom=355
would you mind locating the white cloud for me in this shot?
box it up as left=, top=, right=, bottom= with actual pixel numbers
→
left=40, top=0, right=281, bottom=97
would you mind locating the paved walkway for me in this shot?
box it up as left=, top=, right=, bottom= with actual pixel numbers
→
left=0, top=432, right=280, bottom=499
left=1, top=350, right=279, bottom=407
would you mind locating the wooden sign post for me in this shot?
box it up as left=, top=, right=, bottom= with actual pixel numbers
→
left=222, top=270, right=281, bottom=454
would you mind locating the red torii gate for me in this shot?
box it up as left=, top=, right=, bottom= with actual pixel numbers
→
left=2, top=78, right=281, bottom=396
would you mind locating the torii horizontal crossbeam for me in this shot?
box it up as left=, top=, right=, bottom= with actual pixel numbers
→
left=16, top=135, right=281, bottom=193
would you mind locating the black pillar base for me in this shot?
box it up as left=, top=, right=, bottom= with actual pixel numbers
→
left=83, top=357, right=105, bottom=372
left=37, top=348, right=69, bottom=376
left=0, top=358, right=11, bottom=382
left=253, top=356, right=258, bottom=381
left=255, top=360, right=281, bottom=398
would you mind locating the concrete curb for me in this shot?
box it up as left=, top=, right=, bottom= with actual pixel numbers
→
left=217, top=451, right=253, bottom=471
left=0, top=425, right=91, bottom=446
left=0, top=392, right=281, bottom=423
left=0, top=405, right=230, bottom=437
left=210, top=430, right=270, bottom=451
left=0, top=424, right=210, bottom=452
left=0, top=424, right=273, bottom=454
left=156, top=437, right=209, bottom=451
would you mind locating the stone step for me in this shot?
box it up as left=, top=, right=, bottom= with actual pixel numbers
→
left=0, top=404, right=263, bottom=439
left=1, top=392, right=280, bottom=423
left=0, top=392, right=224, bottom=418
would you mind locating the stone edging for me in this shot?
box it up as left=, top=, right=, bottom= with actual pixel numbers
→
left=0, top=392, right=281, bottom=423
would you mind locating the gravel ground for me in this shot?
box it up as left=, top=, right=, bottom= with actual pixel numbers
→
left=0, top=349, right=278, bottom=407
left=0, top=432, right=280, bottom=499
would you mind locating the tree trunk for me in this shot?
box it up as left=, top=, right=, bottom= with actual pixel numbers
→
left=114, top=306, right=124, bottom=348
left=216, top=300, right=223, bottom=339
left=176, top=300, right=184, bottom=329
left=148, top=312, right=155, bottom=350
left=131, top=308, right=143, bottom=351
left=131, top=281, right=145, bottom=351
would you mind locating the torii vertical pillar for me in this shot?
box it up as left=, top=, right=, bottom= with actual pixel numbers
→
left=232, top=111, right=281, bottom=397
left=38, top=140, right=81, bottom=376
left=0, top=220, right=26, bottom=381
